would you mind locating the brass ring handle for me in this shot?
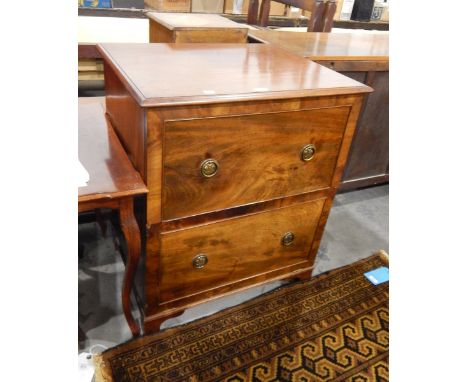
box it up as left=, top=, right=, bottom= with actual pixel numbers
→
left=301, top=144, right=316, bottom=162
left=282, top=232, right=295, bottom=246
left=192, top=254, right=208, bottom=269
left=200, top=159, right=219, bottom=178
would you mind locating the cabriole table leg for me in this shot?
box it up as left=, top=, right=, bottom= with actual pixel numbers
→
left=119, top=198, right=142, bottom=337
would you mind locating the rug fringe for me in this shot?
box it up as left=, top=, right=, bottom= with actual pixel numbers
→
left=93, top=354, right=114, bottom=382
left=374, top=249, right=389, bottom=265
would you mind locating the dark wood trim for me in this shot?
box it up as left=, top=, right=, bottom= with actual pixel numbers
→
left=339, top=174, right=389, bottom=191
left=314, top=60, right=389, bottom=72
left=78, top=7, right=148, bottom=18
left=333, top=19, right=388, bottom=30
left=247, top=0, right=260, bottom=25
left=366, top=70, right=377, bottom=87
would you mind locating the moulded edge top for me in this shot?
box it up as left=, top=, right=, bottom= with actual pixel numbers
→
left=97, top=43, right=373, bottom=108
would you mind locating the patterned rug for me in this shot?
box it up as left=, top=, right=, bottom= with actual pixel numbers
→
left=94, top=252, right=389, bottom=382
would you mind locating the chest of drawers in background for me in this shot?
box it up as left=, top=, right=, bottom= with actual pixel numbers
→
left=98, top=43, right=372, bottom=333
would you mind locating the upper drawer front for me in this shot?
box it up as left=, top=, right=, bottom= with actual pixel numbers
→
left=163, top=107, right=350, bottom=220
left=158, top=198, right=325, bottom=303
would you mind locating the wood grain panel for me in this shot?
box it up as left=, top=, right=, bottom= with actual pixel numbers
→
left=153, top=94, right=357, bottom=123
left=103, top=61, right=147, bottom=179
left=146, top=111, right=163, bottom=225
left=158, top=199, right=325, bottom=303
left=145, top=94, right=361, bottom=224
left=162, top=107, right=350, bottom=220
left=160, top=187, right=331, bottom=232
left=330, top=94, right=364, bottom=187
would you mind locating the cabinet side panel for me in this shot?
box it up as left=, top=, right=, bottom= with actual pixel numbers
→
left=103, top=60, right=147, bottom=180
left=145, top=110, right=164, bottom=312
left=330, top=94, right=365, bottom=187
left=341, top=71, right=389, bottom=183
left=308, top=94, right=365, bottom=267
left=146, top=110, right=163, bottom=226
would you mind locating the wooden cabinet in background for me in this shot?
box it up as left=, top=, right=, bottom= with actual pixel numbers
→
left=144, top=0, right=191, bottom=12
left=338, top=69, right=388, bottom=190
left=147, top=12, right=249, bottom=43
left=98, top=43, right=371, bottom=333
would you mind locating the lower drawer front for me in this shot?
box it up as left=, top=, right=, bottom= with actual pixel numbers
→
left=158, top=199, right=325, bottom=303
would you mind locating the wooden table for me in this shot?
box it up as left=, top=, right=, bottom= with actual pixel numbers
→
left=147, top=12, right=250, bottom=43
left=249, top=30, right=389, bottom=190
left=78, top=97, right=148, bottom=337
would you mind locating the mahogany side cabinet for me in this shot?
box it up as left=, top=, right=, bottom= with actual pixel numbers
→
left=98, top=43, right=372, bottom=333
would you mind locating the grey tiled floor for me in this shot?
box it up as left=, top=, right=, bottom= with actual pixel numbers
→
left=78, top=184, right=388, bottom=352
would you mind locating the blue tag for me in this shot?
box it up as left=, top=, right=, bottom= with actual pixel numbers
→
left=364, top=267, right=389, bottom=285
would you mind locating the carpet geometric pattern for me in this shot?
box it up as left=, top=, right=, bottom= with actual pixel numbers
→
left=94, top=252, right=389, bottom=382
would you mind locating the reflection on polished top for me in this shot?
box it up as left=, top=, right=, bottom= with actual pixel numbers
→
left=249, top=30, right=389, bottom=61
left=78, top=97, right=147, bottom=202
left=97, top=43, right=372, bottom=107
left=146, top=12, right=249, bottom=30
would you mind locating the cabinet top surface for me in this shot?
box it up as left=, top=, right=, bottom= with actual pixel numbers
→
left=249, top=30, right=389, bottom=61
left=78, top=97, right=147, bottom=203
left=146, top=12, right=248, bottom=30
left=98, top=43, right=372, bottom=107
